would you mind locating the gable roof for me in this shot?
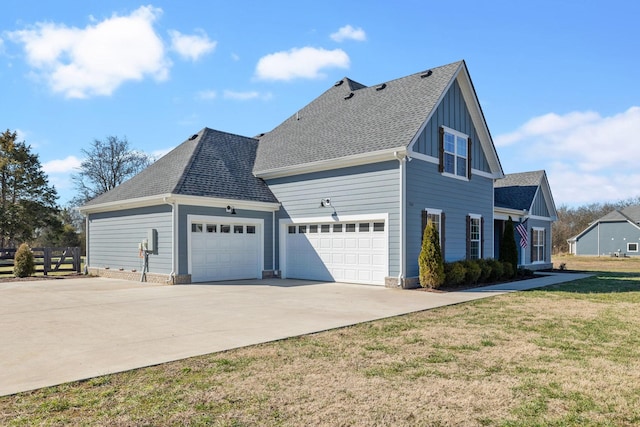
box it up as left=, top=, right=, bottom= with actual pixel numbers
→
left=254, top=60, right=503, bottom=178
left=569, top=205, right=640, bottom=242
left=494, top=170, right=557, bottom=219
left=82, top=128, right=278, bottom=209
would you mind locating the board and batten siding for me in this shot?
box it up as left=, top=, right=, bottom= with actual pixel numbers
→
left=266, top=161, right=400, bottom=277
left=176, top=205, right=274, bottom=276
left=531, top=189, right=550, bottom=217
left=88, top=205, right=172, bottom=274
left=411, top=79, right=490, bottom=173
left=523, top=217, right=552, bottom=267
left=406, top=159, right=494, bottom=277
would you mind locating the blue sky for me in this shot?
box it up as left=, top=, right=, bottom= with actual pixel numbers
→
left=1, top=0, right=638, bottom=207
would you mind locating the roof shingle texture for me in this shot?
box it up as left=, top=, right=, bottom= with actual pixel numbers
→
left=494, top=170, right=544, bottom=210
left=599, top=205, right=640, bottom=223
left=84, top=128, right=278, bottom=206
left=253, top=61, right=463, bottom=173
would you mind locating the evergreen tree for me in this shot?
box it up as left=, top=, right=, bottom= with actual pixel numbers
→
left=419, top=221, right=445, bottom=288
left=0, top=130, right=59, bottom=247
left=500, top=216, right=519, bottom=277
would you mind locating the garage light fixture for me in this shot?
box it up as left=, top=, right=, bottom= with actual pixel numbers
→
left=319, top=198, right=331, bottom=208
left=226, top=205, right=236, bottom=215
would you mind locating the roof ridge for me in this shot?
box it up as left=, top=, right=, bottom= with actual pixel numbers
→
left=172, top=129, right=207, bottom=194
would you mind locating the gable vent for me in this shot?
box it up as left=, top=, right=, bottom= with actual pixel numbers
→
left=334, top=79, right=344, bottom=87
left=376, top=83, right=387, bottom=91
left=189, top=134, right=198, bottom=140
left=420, top=70, right=433, bottom=78
left=344, top=92, right=354, bottom=100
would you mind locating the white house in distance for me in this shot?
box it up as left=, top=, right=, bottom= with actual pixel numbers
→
left=79, top=60, right=556, bottom=287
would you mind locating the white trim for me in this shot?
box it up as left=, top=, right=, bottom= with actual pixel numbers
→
left=255, top=147, right=406, bottom=179
left=531, top=226, right=546, bottom=264
left=79, top=193, right=280, bottom=215
left=494, top=207, right=526, bottom=221
left=279, top=213, right=389, bottom=282
left=408, top=152, right=501, bottom=178
left=628, top=242, right=639, bottom=253
left=187, top=214, right=264, bottom=281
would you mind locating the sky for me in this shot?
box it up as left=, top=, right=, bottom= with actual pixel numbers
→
left=1, top=0, right=638, bottom=208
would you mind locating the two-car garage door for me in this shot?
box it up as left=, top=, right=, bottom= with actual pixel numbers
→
left=284, top=219, right=388, bottom=285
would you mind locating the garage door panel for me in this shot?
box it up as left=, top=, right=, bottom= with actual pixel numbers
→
left=285, top=219, right=387, bottom=285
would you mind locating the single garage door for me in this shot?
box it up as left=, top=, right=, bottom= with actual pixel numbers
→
left=285, top=220, right=387, bottom=285
left=190, top=220, right=261, bottom=282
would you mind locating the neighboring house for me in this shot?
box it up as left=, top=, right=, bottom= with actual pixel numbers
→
left=493, top=171, right=557, bottom=270
left=568, top=206, right=640, bottom=256
left=80, top=60, right=547, bottom=287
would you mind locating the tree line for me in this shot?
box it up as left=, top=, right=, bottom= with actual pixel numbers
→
left=1, top=129, right=150, bottom=250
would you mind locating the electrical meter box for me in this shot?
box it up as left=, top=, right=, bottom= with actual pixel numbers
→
left=147, top=228, right=157, bottom=253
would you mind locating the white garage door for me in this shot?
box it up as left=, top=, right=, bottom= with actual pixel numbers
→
left=190, top=220, right=261, bottom=282
left=285, top=220, right=387, bottom=285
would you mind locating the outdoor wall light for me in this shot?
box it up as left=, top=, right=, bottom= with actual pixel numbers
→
left=319, top=198, right=331, bottom=208
left=226, top=205, right=236, bottom=215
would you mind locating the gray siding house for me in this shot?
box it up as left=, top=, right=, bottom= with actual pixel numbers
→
left=568, top=206, right=640, bottom=256
left=80, top=60, right=552, bottom=287
left=494, top=171, right=557, bottom=270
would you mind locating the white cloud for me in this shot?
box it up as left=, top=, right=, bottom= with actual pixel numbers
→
left=330, top=25, right=366, bottom=42
left=496, top=107, right=640, bottom=206
left=42, top=155, right=82, bottom=173
left=255, top=47, right=349, bottom=81
left=7, top=5, right=169, bottom=98
left=223, top=90, right=272, bottom=101
left=169, top=29, right=216, bottom=61
left=197, top=89, right=217, bottom=100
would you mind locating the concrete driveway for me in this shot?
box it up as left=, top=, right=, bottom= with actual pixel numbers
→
left=0, top=273, right=590, bottom=396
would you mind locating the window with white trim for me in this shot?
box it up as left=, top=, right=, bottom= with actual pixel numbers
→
left=469, top=215, right=481, bottom=259
left=532, top=228, right=545, bottom=262
left=628, top=242, right=638, bottom=253
left=424, top=209, right=442, bottom=247
left=443, top=128, right=468, bottom=178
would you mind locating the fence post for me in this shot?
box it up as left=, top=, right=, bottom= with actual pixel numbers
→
left=43, top=248, right=50, bottom=276
left=73, top=247, right=81, bottom=273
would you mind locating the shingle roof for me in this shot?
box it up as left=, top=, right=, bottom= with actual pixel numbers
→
left=598, top=205, right=640, bottom=223
left=84, top=128, right=278, bottom=206
left=494, top=170, right=545, bottom=210
left=254, top=61, right=464, bottom=174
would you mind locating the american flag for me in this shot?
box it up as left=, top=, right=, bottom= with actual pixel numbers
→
left=516, top=220, right=528, bottom=248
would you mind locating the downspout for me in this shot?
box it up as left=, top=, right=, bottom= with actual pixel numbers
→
left=394, top=151, right=406, bottom=287
left=163, top=197, right=176, bottom=284
left=272, top=210, right=276, bottom=276
left=84, top=214, right=90, bottom=274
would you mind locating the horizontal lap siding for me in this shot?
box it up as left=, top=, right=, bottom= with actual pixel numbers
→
left=89, top=206, right=172, bottom=274
left=176, top=205, right=274, bottom=275
left=577, top=222, right=640, bottom=255
left=406, top=160, right=494, bottom=276
left=267, top=161, right=400, bottom=277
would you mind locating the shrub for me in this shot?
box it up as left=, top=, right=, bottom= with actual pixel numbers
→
left=14, top=243, right=36, bottom=278
left=444, top=261, right=466, bottom=287
left=487, top=259, right=503, bottom=282
left=419, top=221, right=445, bottom=289
left=462, top=260, right=481, bottom=285
left=518, top=267, right=534, bottom=277
left=476, top=258, right=492, bottom=283
left=499, top=217, right=519, bottom=278
left=502, top=262, right=514, bottom=280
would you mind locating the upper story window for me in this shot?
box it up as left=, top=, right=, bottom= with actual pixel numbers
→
left=439, top=126, right=470, bottom=179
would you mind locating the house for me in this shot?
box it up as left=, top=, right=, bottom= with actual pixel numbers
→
left=568, top=206, right=640, bottom=256
left=493, top=171, right=557, bottom=270
left=80, top=60, right=550, bottom=287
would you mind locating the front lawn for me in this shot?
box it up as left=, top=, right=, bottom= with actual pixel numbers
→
left=1, top=260, right=639, bottom=426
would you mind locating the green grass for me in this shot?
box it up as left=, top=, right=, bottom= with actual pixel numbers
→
left=1, top=266, right=639, bottom=425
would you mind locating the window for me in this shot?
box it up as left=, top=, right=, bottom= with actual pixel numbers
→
left=423, top=209, right=444, bottom=251
left=206, top=224, right=216, bottom=233
left=298, top=225, right=307, bottom=233
left=221, top=225, right=231, bottom=233
left=373, top=222, right=385, bottom=232
left=288, top=226, right=296, bottom=234
left=440, top=127, right=469, bottom=178
left=359, top=223, right=370, bottom=232
left=309, top=225, right=318, bottom=233
left=333, top=224, right=343, bottom=232
left=628, top=243, right=638, bottom=253
left=532, top=228, right=545, bottom=262
left=191, top=223, right=203, bottom=233
left=246, top=226, right=256, bottom=234
left=346, top=224, right=356, bottom=232
left=234, top=225, right=244, bottom=234
left=468, top=215, right=481, bottom=260
left=321, top=224, right=330, bottom=233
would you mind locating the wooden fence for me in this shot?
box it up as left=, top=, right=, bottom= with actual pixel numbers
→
left=0, top=247, right=82, bottom=276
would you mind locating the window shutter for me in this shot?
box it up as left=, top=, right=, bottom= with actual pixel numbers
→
left=465, top=214, right=471, bottom=260
left=438, top=127, right=444, bottom=173
left=421, top=209, right=428, bottom=242
left=480, top=216, right=485, bottom=258
left=531, top=228, right=534, bottom=262
left=441, top=212, right=446, bottom=260
left=467, top=137, right=473, bottom=178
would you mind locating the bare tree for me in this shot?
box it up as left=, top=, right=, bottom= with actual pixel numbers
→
left=72, top=136, right=151, bottom=206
